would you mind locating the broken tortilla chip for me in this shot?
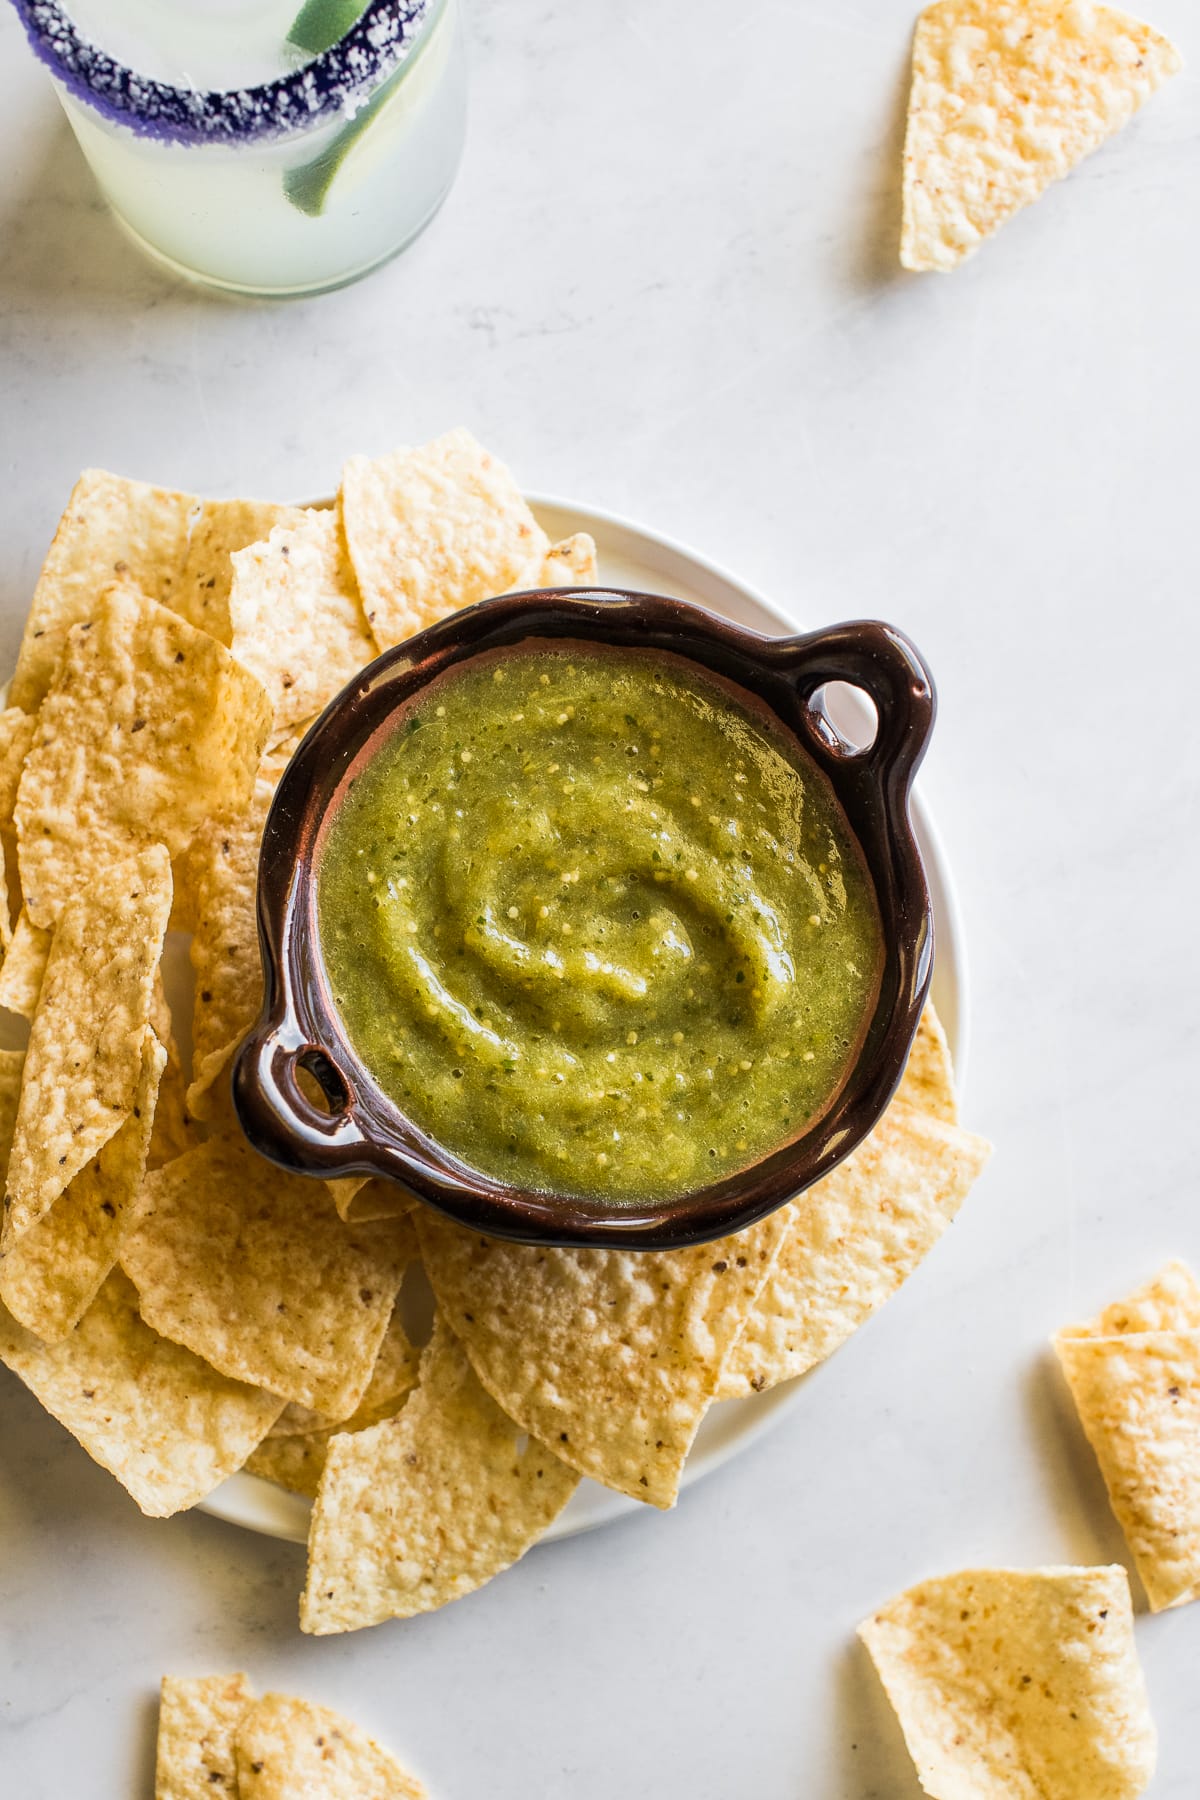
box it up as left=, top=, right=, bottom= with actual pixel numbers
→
left=859, top=1564, right=1155, bottom=1800
left=235, top=1691, right=426, bottom=1799
left=229, top=509, right=377, bottom=732
left=341, top=430, right=550, bottom=652
left=719, top=1103, right=991, bottom=1399
left=418, top=1205, right=788, bottom=1506
left=15, top=585, right=271, bottom=929
left=122, top=1132, right=410, bottom=1418
left=0, top=1270, right=282, bottom=1514
left=1056, top=1261, right=1200, bottom=1611
left=156, top=1673, right=255, bottom=1800
left=11, top=470, right=305, bottom=708
left=4, top=846, right=170, bottom=1241
left=901, top=0, right=1182, bottom=272
left=301, top=1317, right=578, bottom=1632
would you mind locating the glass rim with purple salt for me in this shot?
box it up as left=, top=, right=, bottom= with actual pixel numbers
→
left=8, top=0, right=437, bottom=147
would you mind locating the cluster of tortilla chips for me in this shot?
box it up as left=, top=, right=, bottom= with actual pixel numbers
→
left=1056, top=1260, right=1200, bottom=1611
left=860, top=1564, right=1156, bottom=1798
left=0, top=437, right=601, bottom=1619
left=901, top=0, right=1181, bottom=272
left=0, top=439, right=991, bottom=1635
left=155, top=1674, right=426, bottom=1799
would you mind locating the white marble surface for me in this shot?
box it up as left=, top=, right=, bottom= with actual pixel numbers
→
left=2, top=2, right=1199, bottom=1793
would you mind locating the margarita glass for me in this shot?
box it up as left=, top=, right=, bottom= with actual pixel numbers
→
left=9, top=0, right=467, bottom=296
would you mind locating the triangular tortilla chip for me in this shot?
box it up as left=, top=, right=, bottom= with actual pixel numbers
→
left=859, top=1565, right=1156, bottom=1799
left=301, top=1318, right=578, bottom=1633
left=4, top=846, right=170, bottom=1240
left=229, top=509, right=377, bottom=733
left=11, top=469, right=305, bottom=708
left=418, top=1206, right=789, bottom=1506
left=719, top=1101, right=990, bottom=1399
left=235, top=1692, right=426, bottom=1799
left=0, top=1270, right=283, bottom=1515
left=15, top=585, right=271, bottom=929
left=901, top=0, right=1182, bottom=272
left=122, top=1132, right=411, bottom=1418
left=156, top=1673, right=255, bottom=1800
left=340, top=430, right=550, bottom=651
left=1056, top=1261, right=1200, bottom=1611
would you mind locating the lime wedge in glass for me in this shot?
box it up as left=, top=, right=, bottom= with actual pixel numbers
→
left=283, top=2, right=453, bottom=219
left=287, top=0, right=368, bottom=57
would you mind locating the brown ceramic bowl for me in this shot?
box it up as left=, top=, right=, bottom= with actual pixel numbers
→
left=233, top=590, right=935, bottom=1249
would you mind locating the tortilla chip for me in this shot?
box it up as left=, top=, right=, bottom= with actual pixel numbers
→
left=896, top=1001, right=957, bottom=1122
left=1055, top=1262, right=1200, bottom=1611
left=718, top=1105, right=991, bottom=1399
left=229, top=510, right=377, bottom=733
left=250, top=1235, right=421, bottom=1496
left=15, top=585, right=271, bottom=929
left=418, top=1206, right=788, bottom=1506
left=859, top=1565, right=1155, bottom=1799
left=248, top=1279, right=422, bottom=1498
left=0, top=1046, right=26, bottom=1170
left=0, top=1270, right=283, bottom=1514
left=537, top=533, right=599, bottom=587
left=177, top=499, right=309, bottom=644
left=0, top=1030, right=166, bottom=1341
left=1060, top=1259, right=1200, bottom=1338
left=341, top=430, right=550, bottom=651
left=156, top=1673, right=254, bottom=1800
left=301, top=1318, right=578, bottom=1632
left=0, top=909, right=51, bottom=1019
left=235, top=1692, right=426, bottom=1799
left=329, top=1175, right=417, bottom=1224
left=122, top=1132, right=410, bottom=1417
left=11, top=470, right=305, bottom=708
left=0, top=706, right=37, bottom=818
left=184, top=776, right=273, bottom=1118
left=0, top=856, right=13, bottom=956
left=901, top=0, right=1182, bottom=272
left=5, top=846, right=170, bottom=1240
left=149, top=1027, right=200, bottom=1171
left=0, top=708, right=38, bottom=950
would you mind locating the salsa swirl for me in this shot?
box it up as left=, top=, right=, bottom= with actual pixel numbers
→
left=318, top=643, right=883, bottom=1203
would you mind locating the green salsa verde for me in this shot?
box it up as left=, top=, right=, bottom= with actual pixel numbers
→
left=318, top=644, right=884, bottom=1203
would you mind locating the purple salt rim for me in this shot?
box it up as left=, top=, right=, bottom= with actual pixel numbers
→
left=9, top=0, right=434, bottom=145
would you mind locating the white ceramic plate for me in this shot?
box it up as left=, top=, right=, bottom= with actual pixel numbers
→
left=192, top=493, right=968, bottom=1544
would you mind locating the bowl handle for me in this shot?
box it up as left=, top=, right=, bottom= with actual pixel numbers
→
left=786, top=620, right=935, bottom=792
left=232, top=1024, right=372, bottom=1178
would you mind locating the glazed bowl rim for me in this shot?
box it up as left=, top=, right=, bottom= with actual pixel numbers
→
left=233, top=587, right=936, bottom=1249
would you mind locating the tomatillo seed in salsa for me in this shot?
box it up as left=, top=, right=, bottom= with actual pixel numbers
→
left=317, top=644, right=884, bottom=1203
